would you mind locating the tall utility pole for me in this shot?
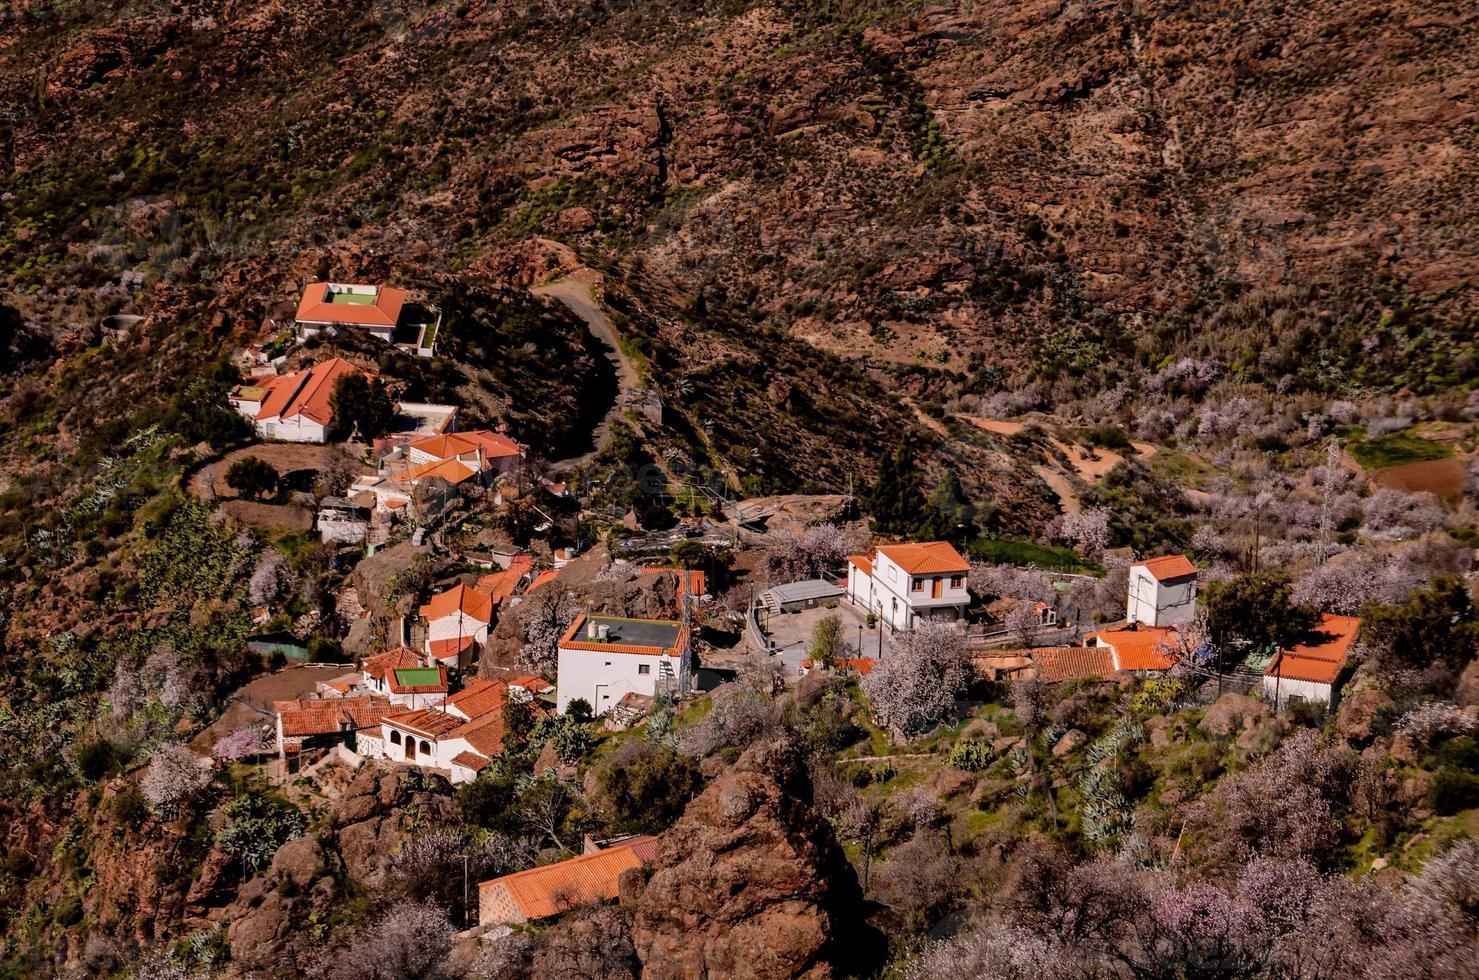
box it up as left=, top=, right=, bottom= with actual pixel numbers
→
left=1316, top=437, right=1339, bottom=565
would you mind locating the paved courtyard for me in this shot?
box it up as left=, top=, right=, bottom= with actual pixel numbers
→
left=757, top=601, right=895, bottom=676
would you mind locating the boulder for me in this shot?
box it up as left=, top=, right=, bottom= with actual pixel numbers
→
left=1051, top=729, right=1086, bottom=757
left=633, top=739, right=881, bottom=979
left=1337, top=687, right=1394, bottom=743
left=1198, top=693, right=1271, bottom=737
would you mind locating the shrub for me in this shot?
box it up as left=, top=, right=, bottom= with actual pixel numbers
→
left=225, top=456, right=278, bottom=500
left=945, top=739, right=994, bottom=772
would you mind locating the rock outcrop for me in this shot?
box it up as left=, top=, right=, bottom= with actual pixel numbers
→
left=223, top=766, right=457, bottom=972
left=632, top=739, right=875, bottom=980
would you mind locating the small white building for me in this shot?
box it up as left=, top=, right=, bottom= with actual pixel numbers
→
left=419, top=583, right=494, bottom=670
left=846, top=541, right=971, bottom=633
left=1263, top=613, right=1360, bottom=710
left=295, top=282, right=407, bottom=344
left=556, top=615, right=691, bottom=716
left=360, top=647, right=448, bottom=708
left=1125, top=555, right=1199, bottom=627
left=228, top=357, right=365, bottom=444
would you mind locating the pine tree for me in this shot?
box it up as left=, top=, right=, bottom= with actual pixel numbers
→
left=868, top=440, right=923, bottom=535
left=918, top=470, right=974, bottom=541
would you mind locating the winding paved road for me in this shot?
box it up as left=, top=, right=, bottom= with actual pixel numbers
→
left=532, top=268, right=641, bottom=472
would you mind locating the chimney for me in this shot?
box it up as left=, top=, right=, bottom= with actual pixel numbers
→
left=586, top=617, right=598, bottom=639
left=597, top=624, right=610, bottom=641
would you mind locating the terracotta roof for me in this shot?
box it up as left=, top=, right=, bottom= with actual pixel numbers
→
left=362, top=647, right=423, bottom=680
left=428, top=635, right=479, bottom=660
left=276, top=696, right=392, bottom=737
left=1131, top=555, right=1198, bottom=581
left=420, top=583, right=494, bottom=624
left=410, top=430, right=523, bottom=462
left=451, top=750, right=491, bottom=772
left=479, top=836, right=660, bottom=921
left=876, top=541, right=970, bottom=575
left=445, top=679, right=510, bottom=721
left=254, top=357, right=365, bottom=426
left=1032, top=646, right=1119, bottom=683
left=1090, top=625, right=1180, bottom=672
left=506, top=674, right=554, bottom=693
left=802, top=657, right=876, bottom=676
left=1266, top=613, right=1360, bottom=684
left=296, top=282, right=406, bottom=328
left=847, top=554, right=874, bottom=577
left=477, top=556, right=534, bottom=606
left=453, top=714, right=507, bottom=756
left=404, top=457, right=479, bottom=486
left=525, top=569, right=560, bottom=595
left=383, top=707, right=465, bottom=739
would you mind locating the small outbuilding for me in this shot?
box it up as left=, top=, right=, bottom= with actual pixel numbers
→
left=759, top=579, right=845, bottom=614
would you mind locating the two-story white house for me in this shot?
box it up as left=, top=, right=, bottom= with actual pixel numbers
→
left=1125, top=555, right=1199, bottom=627
left=360, top=647, right=448, bottom=708
left=846, top=541, right=971, bottom=633
left=419, top=583, right=494, bottom=671
left=370, top=679, right=524, bottom=783
left=556, top=615, right=691, bottom=716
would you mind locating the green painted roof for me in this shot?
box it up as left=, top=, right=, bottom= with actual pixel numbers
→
left=394, top=667, right=443, bottom=687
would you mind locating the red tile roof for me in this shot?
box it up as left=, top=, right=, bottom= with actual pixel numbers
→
left=1266, top=613, right=1361, bottom=684
left=453, top=714, right=507, bottom=756
left=1131, top=555, right=1198, bottom=581
left=477, top=556, right=534, bottom=606
left=445, top=679, right=510, bottom=722
left=479, top=836, right=660, bottom=921
left=362, top=646, right=423, bottom=679
left=428, top=635, right=479, bottom=660
left=276, top=696, right=392, bottom=737
left=847, top=554, right=874, bottom=577
left=404, top=457, right=478, bottom=486
left=420, top=583, right=494, bottom=624
left=1032, top=646, right=1119, bottom=683
left=383, top=707, right=465, bottom=739
left=451, top=750, right=491, bottom=772
left=506, top=674, right=554, bottom=693
left=1090, top=624, right=1180, bottom=672
left=410, top=430, right=523, bottom=462
left=254, top=357, right=366, bottom=426
left=876, top=541, right=970, bottom=575
left=296, top=282, right=406, bottom=328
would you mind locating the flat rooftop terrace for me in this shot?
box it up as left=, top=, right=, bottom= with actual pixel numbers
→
left=573, top=615, right=684, bottom=651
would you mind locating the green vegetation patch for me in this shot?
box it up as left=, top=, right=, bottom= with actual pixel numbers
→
left=1348, top=431, right=1451, bottom=470
left=967, top=537, right=1103, bottom=575
left=393, top=668, right=443, bottom=687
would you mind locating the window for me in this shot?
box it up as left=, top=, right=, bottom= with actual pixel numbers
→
left=912, top=578, right=923, bottom=592
left=638, top=664, right=651, bottom=675
left=390, top=730, right=401, bottom=745
left=950, top=575, right=964, bottom=589
left=419, top=740, right=431, bottom=755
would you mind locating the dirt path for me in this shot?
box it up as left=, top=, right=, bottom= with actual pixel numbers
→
left=1033, top=464, right=1082, bottom=514
left=532, top=268, right=641, bottom=472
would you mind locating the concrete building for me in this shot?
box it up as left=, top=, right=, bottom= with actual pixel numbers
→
left=419, top=583, right=494, bottom=670
left=759, top=579, right=845, bottom=614
left=846, top=541, right=971, bottom=632
left=556, top=615, right=691, bottom=716
left=1125, top=555, right=1198, bottom=627
left=318, top=496, right=370, bottom=544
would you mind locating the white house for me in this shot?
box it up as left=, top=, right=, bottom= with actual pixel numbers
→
left=556, top=615, right=691, bottom=716
left=1125, top=555, right=1198, bottom=627
left=228, top=357, right=365, bottom=444
left=1263, top=613, right=1360, bottom=710
left=372, top=679, right=527, bottom=783
left=419, top=583, right=494, bottom=670
left=295, top=282, right=407, bottom=344
left=846, top=541, right=971, bottom=633
left=360, top=647, right=448, bottom=708
left=318, top=496, right=371, bottom=545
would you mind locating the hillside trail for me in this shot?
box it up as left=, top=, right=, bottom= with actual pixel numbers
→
left=532, top=268, right=642, bottom=472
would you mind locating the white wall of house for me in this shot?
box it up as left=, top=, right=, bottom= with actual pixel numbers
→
left=1126, top=567, right=1197, bottom=626
left=556, top=648, right=688, bottom=716
left=320, top=517, right=367, bottom=545
left=375, top=723, right=483, bottom=783
left=426, top=613, right=489, bottom=650
left=255, top=413, right=327, bottom=444
left=846, top=554, right=969, bottom=632
left=1261, top=674, right=1332, bottom=709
